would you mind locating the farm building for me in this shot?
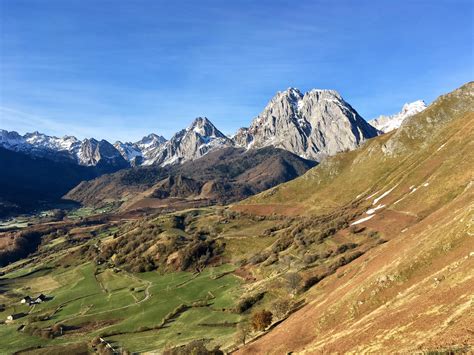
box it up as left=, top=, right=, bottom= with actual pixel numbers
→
left=7, top=313, right=25, bottom=321
left=20, top=296, right=32, bottom=304
left=35, top=294, right=47, bottom=303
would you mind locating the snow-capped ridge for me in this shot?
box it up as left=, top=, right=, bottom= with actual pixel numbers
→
left=369, top=100, right=427, bottom=133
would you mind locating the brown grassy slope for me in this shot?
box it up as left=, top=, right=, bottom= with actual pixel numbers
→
left=236, top=82, right=474, bottom=353
left=65, top=147, right=316, bottom=210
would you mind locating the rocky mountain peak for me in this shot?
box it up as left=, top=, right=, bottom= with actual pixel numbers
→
left=236, top=87, right=377, bottom=160
left=187, top=117, right=226, bottom=139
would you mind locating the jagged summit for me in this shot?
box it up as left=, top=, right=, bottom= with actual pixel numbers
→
left=235, top=87, right=378, bottom=161
left=150, top=117, right=233, bottom=166
left=186, top=117, right=227, bottom=139
left=1, top=86, right=387, bottom=167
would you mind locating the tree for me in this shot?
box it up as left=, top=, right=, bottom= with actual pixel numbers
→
left=235, top=321, right=251, bottom=345
left=271, top=297, right=292, bottom=319
left=251, top=310, right=273, bottom=331
left=286, top=272, right=302, bottom=294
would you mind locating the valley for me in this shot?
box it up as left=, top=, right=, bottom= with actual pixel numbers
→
left=0, top=82, right=472, bottom=354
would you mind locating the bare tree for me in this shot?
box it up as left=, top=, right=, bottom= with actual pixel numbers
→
left=286, top=272, right=302, bottom=294
left=235, top=321, right=251, bottom=345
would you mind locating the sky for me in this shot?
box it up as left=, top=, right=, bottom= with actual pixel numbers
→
left=0, top=0, right=473, bottom=142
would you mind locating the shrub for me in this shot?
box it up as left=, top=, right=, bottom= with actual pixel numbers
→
left=336, top=243, right=357, bottom=254
left=302, top=274, right=324, bottom=291
left=251, top=310, right=273, bottom=331
left=286, top=272, right=302, bottom=293
left=234, top=292, right=265, bottom=313
left=349, top=225, right=365, bottom=234
left=271, top=297, right=292, bottom=319
left=303, top=253, right=318, bottom=264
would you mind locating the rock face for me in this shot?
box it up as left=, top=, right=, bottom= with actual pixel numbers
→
left=234, top=88, right=378, bottom=161
left=77, top=139, right=129, bottom=170
left=151, top=117, right=234, bottom=166
left=369, top=100, right=427, bottom=133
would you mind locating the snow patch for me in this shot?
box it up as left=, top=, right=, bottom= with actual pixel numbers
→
left=373, top=185, right=398, bottom=205
left=366, top=204, right=385, bottom=215
left=351, top=215, right=375, bottom=225
left=366, top=190, right=381, bottom=201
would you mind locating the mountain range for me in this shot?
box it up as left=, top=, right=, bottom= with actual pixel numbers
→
left=0, top=88, right=425, bottom=215
left=0, top=82, right=471, bottom=354
left=1, top=89, right=423, bottom=170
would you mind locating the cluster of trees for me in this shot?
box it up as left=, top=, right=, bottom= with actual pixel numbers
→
left=79, top=214, right=225, bottom=272
left=23, top=323, right=64, bottom=339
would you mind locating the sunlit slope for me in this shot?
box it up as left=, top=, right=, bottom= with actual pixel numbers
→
left=239, top=179, right=473, bottom=353
left=236, top=82, right=474, bottom=353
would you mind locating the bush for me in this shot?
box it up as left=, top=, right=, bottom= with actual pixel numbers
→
left=163, top=340, right=223, bottom=355
left=286, top=272, right=302, bottom=293
left=271, top=297, right=292, bottom=319
left=251, top=310, right=273, bottom=331
left=234, top=292, right=265, bottom=313
left=302, top=274, right=324, bottom=291
left=303, top=253, right=318, bottom=264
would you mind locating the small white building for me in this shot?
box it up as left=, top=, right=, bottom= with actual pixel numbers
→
left=20, top=296, right=32, bottom=304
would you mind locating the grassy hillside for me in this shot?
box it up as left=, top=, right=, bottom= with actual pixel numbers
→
left=0, top=83, right=471, bottom=354
left=234, top=83, right=474, bottom=352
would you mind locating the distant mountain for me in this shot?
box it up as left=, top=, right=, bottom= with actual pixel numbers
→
left=234, top=88, right=378, bottom=161
left=65, top=146, right=317, bottom=210
left=369, top=100, right=427, bottom=133
left=0, top=130, right=128, bottom=172
left=150, top=117, right=234, bottom=166
left=1, top=87, right=382, bottom=170
left=114, top=133, right=167, bottom=166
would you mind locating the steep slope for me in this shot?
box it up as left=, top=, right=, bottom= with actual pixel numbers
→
left=234, top=88, right=378, bottom=161
left=369, top=100, right=427, bottom=133
left=235, top=82, right=474, bottom=353
left=65, top=147, right=316, bottom=210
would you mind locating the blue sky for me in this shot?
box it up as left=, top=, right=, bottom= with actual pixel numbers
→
left=1, top=0, right=473, bottom=141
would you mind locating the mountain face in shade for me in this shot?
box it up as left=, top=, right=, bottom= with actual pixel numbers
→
left=233, top=88, right=378, bottom=161
left=369, top=100, right=427, bottom=133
